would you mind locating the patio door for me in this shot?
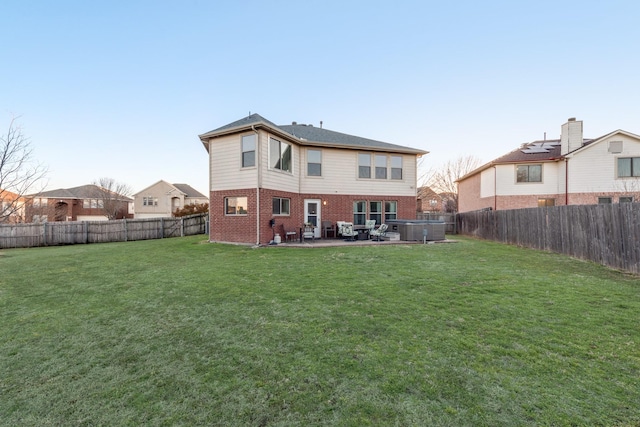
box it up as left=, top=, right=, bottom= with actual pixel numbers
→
left=304, top=199, right=321, bottom=238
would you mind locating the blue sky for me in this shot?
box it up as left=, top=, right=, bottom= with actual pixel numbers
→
left=2, top=0, right=640, bottom=195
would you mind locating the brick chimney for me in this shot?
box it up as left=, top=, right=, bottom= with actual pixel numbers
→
left=560, top=117, right=583, bottom=155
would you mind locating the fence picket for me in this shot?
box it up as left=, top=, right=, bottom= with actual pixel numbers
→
left=0, top=213, right=208, bottom=249
left=458, top=204, right=640, bottom=274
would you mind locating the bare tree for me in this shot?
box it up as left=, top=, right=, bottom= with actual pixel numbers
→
left=0, top=117, right=48, bottom=223
left=92, top=177, right=132, bottom=220
left=614, top=178, right=640, bottom=202
left=420, top=155, right=481, bottom=212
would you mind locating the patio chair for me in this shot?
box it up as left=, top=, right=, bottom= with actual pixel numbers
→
left=364, top=219, right=376, bottom=238
left=339, top=222, right=356, bottom=241
left=302, top=224, right=315, bottom=241
left=370, top=223, right=388, bottom=241
left=322, top=220, right=336, bottom=239
left=281, top=224, right=297, bottom=242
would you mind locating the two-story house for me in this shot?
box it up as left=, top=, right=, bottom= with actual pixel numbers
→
left=0, top=189, right=26, bottom=223
left=133, top=180, right=208, bottom=219
left=458, top=118, right=640, bottom=212
left=199, top=114, right=428, bottom=244
left=25, top=185, right=133, bottom=222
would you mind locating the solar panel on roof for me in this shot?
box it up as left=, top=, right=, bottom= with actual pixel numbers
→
left=521, top=147, right=550, bottom=153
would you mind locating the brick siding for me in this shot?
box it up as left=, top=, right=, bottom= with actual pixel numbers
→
left=210, top=189, right=418, bottom=244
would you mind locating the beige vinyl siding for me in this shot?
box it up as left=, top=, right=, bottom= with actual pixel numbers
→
left=210, top=133, right=259, bottom=191
left=134, top=181, right=175, bottom=217
left=208, top=130, right=420, bottom=197
left=568, top=135, right=640, bottom=193
left=300, top=149, right=417, bottom=196
left=261, top=132, right=300, bottom=193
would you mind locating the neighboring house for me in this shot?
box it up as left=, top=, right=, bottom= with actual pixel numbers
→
left=133, top=180, right=208, bottom=219
left=24, top=185, right=133, bottom=222
left=417, top=186, right=443, bottom=212
left=458, top=118, right=640, bottom=212
left=198, top=113, right=428, bottom=244
left=0, top=189, right=26, bottom=223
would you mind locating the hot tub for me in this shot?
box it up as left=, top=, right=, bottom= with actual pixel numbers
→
left=385, top=219, right=446, bottom=241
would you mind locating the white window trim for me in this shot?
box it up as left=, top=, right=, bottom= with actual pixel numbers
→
left=269, top=136, right=293, bottom=174
left=357, top=152, right=404, bottom=181
left=515, top=163, right=543, bottom=184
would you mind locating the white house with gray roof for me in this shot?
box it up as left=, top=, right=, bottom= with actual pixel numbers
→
left=198, top=113, right=428, bottom=244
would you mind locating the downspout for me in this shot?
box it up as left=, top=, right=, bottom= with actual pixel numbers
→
left=564, top=158, right=569, bottom=205
left=493, top=166, right=497, bottom=210
left=252, top=125, right=261, bottom=245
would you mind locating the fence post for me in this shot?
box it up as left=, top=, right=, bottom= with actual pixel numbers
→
left=181, top=217, right=185, bottom=237
left=124, top=218, right=128, bottom=242
left=42, top=222, right=47, bottom=246
left=160, top=218, right=164, bottom=239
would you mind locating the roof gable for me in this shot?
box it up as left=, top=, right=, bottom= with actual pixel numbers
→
left=565, top=129, right=640, bottom=157
left=200, top=113, right=279, bottom=136
left=133, top=180, right=176, bottom=196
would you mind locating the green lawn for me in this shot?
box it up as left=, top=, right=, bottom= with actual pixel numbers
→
left=1, top=236, right=639, bottom=426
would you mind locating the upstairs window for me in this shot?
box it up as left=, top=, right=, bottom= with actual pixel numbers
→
left=598, top=197, right=612, bottom=204
left=241, top=134, right=256, bottom=168
left=143, top=196, right=158, bottom=206
left=269, top=137, right=292, bottom=173
left=307, top=149, right=322, bottom=176
left=538, top=198, right=555, bottom=207
left=516, top=164, right=542, bottom=183
left=617, top=157, right=640, bottom=177
left=619, top=196, right=633, bottom=203
left=391, top=156, right=403, bottom=180
left=375, top=155, right=387, bottom=179
left=358, top=154, right=371, bottom=178
left=32, top=198, right=48, bottom=208
left=359, top=153, right=404, bottom=180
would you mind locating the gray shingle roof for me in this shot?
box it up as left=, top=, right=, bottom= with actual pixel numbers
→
left=278, top=123, right=423, bottom=153
left=37, top=185, right=132, bottom=201
left=491, top=138, right=595, bottom=164
left=172, top=183, right=206, bottom=198
left=202, top=113, right=279, bottom=135
left=199, top=113, right=427, bottom=155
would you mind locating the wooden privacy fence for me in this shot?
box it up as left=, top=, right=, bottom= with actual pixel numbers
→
left=457, top=203, right=640, bottom=274
left=0, top=213, right=209, bottom=249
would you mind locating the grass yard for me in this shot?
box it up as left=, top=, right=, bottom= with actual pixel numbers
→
left=1, top=236, right=639, bottom=426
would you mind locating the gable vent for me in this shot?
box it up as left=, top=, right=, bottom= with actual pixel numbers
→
left=608, top=141, right=623, bottom=153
